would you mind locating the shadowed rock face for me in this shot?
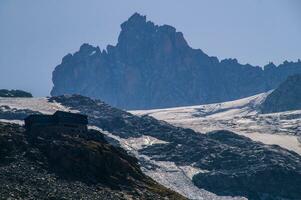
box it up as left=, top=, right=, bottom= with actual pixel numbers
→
left=261, top=74, right=301, bottom=113
left=50, top=95, right=301, bottom=200
left=51, top=13, right=301, bottom=109
left=0, top=122, right=186, bottom=200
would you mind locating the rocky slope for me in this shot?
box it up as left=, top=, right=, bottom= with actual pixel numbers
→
left=1, top=95, right=301, bottom=199
left=0, top=89, right=32, bottom=98
left=261, top=74, right=301, bottom=113
left=0, top=122, right=185, bottom=200
left=51, top=13, right=301, bottom=109
left=50, top=95, right=301, bottom=200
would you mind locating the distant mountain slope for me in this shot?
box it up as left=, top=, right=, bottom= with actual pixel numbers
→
left=0, top=89, right=32, bottom=98
left=261, top=74, right=301, bottom=113
left=51, top=13, right=301, bottom=109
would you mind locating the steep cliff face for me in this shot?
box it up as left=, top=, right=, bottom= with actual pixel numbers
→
left=261, top=74, right=301, bottom=113
left=51, top=13, right=301, bottom=109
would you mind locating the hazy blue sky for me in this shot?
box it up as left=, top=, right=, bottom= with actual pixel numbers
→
left=0, top=0, right=300, bottom=96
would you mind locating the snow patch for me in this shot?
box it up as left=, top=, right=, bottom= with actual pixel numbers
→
left=89, top=50, right=96, bottom=56
left=123, top=135, right=168, bottom=151
left=142, top=159, right=246, bottom=200
left=88, top=126, right=168, bottom=152
left=178, top=165, right=208, bottom=180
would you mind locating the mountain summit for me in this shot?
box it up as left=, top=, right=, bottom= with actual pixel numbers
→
left=51, top=13, right=301, bottom=109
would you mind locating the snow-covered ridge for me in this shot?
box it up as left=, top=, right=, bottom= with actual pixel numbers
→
left=131, top=92, right=301, bottom=155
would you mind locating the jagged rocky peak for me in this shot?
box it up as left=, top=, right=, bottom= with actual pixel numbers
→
left=77, top=43, right=101, bottom=57
left=120, top=12, right=149, bottom=30
left=51, top=13, right=301, bottom=109
left=60, top=43, right=101, bottom=64
left=263, top=62, right=277, bottom=70
left=79, top=43, right=97, bottom=53
left=117, top=13, right=188, bottom=52
left=118, top=13, right=154, bottom=45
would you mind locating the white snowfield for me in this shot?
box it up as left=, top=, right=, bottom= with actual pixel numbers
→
left=131, top=93, right=301, bottom=155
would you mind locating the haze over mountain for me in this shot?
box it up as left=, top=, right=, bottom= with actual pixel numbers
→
left=51, top=13, right=301, bottom=109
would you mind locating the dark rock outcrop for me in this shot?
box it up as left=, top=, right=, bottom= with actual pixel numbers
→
left=261, top=74, right=301, bottom=113
left=51, top=13, right=301, bottom=109
left=0, top=89, right=32, bottom=98
left=0, top=122, right=185, bottom=200
left=50, top=95, right=301, bottom=200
